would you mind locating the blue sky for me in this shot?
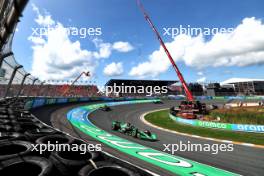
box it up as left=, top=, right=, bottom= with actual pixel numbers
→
left=13, top=0, right=264, bottom=86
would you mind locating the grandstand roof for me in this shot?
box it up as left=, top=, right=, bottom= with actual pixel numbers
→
left=221, top=78, right=264, bottom=84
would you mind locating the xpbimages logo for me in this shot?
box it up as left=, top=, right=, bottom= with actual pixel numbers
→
left=31, top=26, right=102, bottom=39
left=97, top=83, right=169, bottom=96
left=163, top=25, right=234, bottom=38
left=31, top=141, right=102, bottom=154
left=163, top=141, right=234, bottom=155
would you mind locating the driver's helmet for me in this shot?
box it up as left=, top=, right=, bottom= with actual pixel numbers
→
left=144, top=130, right=151, bottom=136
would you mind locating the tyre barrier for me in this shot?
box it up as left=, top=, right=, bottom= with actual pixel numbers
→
left=78, top=161, right=139, bottom=176
left=25, top=128, right=58, bottom=141
left=50, top=148, right=99, bottom=175
left=13, top=122, right=44, bottom=133
left=0, top=124, right=13, bottom=131
left=0, top=97, right=153, bottom=176
left=0, top=140, right=33, bottom=161
left=0, top=132, right=26, bottom=142
left=0, top=156, right=54, bottom=176
left=36, top=134, right=75, bottom=145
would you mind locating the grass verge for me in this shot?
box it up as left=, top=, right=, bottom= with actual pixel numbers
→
left=207, top=107, right=264, bottom=125
left=145, top=110, right=264, bottom=145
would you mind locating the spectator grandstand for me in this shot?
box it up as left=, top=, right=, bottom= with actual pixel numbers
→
left=0, top=84, right=100, bottom=97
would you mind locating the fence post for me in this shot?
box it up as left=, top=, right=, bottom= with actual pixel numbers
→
left=16, top=73, right=30, bottom=97
left=4, top=65, right=23, bottom=98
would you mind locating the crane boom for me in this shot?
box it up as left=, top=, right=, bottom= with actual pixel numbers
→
left=136, top=0, right=194, bottom=101
left=61, top=71, right=90, bottom=96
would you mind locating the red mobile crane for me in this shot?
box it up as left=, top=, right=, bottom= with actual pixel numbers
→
left=136, top=0, right=206, bottom=119
left=61, top=71, right=90, bottom=96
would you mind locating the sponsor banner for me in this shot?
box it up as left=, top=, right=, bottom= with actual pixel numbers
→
left=197, top=121, right=232, bottom=130
left=67, top=100, right=238, bottom=176
left=79, top=97, right=90, bottom=102
left=46, top=98, right=56, bottom=105
left=168, top=95, right=185, bottom=100
left=245, top=96, right=263, bottom=100
left=196, top=96, right=212, bottom=100
left=32, top=98, right=46, bottom=108
left=101, top=97, right=113, bottom=101
left=170, top=113, right=264, bottom=133
left=24, top=100, right=34, bottom=110
left=56, top=98, right=68, bottom=104
left=212, top=96, right=226, bottom=100
left=89, top=97, right=101, bottom=101
left=225, top=96, right=245, bottom=100
left=68, top=97, right=79, bottom=102
left=169, top=114, right=196, bottom=126
left=23, top=97, right=160, bottom=110
left=232, top=124, right=264, bottom=133
left=211, top=96, right=264, bottom=100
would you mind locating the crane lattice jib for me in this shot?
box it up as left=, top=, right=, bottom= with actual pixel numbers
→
left=136, top=0, right=194, bottom=101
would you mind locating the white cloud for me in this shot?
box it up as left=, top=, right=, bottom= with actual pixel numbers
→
left=32, top=3, right=55, bottom=26
left=112, top=41, right=134, bottom=52
left=197, top=71, right=204, bottom=76
left=29, top=22, right=96, bottom=80
left=197, top=77, right=206, bottom=83
left=129, top=17, right=264, bottom=78
left=29, top=5, right=133, bottom=81
left=103, top=62, right=124, bottom=76
left=93, top=39, right=134, bottom=59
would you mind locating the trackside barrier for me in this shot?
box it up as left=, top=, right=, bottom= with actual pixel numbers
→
left=23, top=96, right=264, bottom=110
left=23, top=97, right=158, bottom=110
left=67, top=100, right=239, bottom=176
left=205, top=96, right=264, bottom=100
left=167, top=96, right=264, bottom=101
left=169, top=114, right=264, bottom=133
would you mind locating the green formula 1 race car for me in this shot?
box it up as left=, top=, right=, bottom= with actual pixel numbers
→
left=111, top=121, right=157, bottom=141
left=99, top=105, right=111, bottom=111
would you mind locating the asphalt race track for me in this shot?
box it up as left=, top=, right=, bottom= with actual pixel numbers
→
left=32, top=100, right=264, bottom=176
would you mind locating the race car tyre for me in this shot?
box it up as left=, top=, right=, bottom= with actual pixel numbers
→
left=0, top=140, right=33, bottom=161
left=50, top=150, right=100, bottom=176
left=132, top=129, right=138, bottom=138
left=136, top=133, right=141, bottom=139
left=78, top=161, right=139, bottom=176
left=0, top=156, right=54, bottom=176
left=111, top=124, right=119, bottom=131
